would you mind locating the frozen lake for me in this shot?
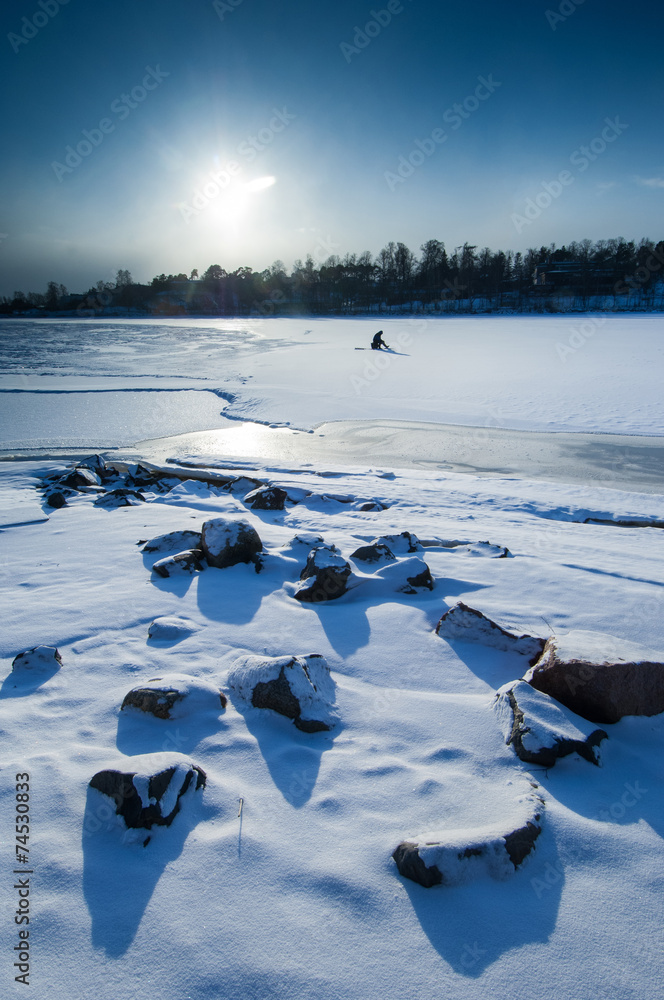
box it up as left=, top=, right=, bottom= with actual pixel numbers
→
left=1, top=315, right=662, bottom=490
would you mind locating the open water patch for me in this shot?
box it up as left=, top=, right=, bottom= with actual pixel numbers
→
left=0, top=389, right=229, bottom=452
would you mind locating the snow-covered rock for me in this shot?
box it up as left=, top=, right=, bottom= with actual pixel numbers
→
left=350, top=541, right=395, bottom=564
left=373, top=531, right=422, bottom=554
left=459, top=540, right=510, bottom=558
left=201, top=517, right=262, bottom=569
left=44, top=490, right=68, bottom=509
left=121, top=673, right=227, bottom=719
left=77, top=454, right=108, bottom=476
left=421, top=538, right=509, bottom=557
left=436, top=602, right=546, bottom=663
left=227, top=653, right=337, bottom=732
left=147, top=616, right=199, bottom=641
left=143, top=529, right=203, bottom=554
left=94, top=488, right=145, bottom=508
left=88, top=754, right=206, bottom=833
left=353, top=499, right=388, bottom=512
left=494, top=680, right=608, bottom=766
left=392, top=777, right=544, bottom=888
left=374, top=556, right=434, bottom=593
left=285, top=532, right=324, bottom=549
left=12, top=645, right=63, bottom=672
left=244, top=485, right=288, bottom=510
left=225, top=475, right=264, bottom=495
left=59, top=466, right=101, bottom=489
left=295, top=545, right=352, bottom=602
left=151, top=549, right=204, bottom=578
left=525, top=630, right=664, bottom=724
left=125, top=463, right=174, bottom=491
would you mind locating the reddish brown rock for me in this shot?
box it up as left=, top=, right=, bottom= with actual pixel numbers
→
left=525, top=630, right=664, bottom=724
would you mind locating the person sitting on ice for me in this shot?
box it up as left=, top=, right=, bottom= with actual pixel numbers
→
left=371, top=330, right=389, bottom=350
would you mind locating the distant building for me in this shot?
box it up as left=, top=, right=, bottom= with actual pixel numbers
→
left=533, top=260, right=616, bottom=293
left=532, top=261, right=582, bottom=287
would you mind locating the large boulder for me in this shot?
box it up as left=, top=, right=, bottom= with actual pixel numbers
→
left=152, top=549, right=205, bottom=578
left=295, top=546, right=351, bottom=602
left=525, top=631, right=664, bottom=724
left=201, top=518, right=262, bottom=569
left=227, top=653, right=336, bottom=732
left=392, top=777, right=544, bottom=888
left=436, top=602, right=545, bottom=664
left=494, top=680, right=608, bottom=767
left=89, top=754, right=206, bottom=834
left=244, top=485, right=288, bottom=510
left=121, top=674, right=227, bottom=719
left=12, top=645, right=62, bottom=672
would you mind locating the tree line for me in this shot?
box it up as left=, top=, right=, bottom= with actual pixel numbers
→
left=2, top=237, right=663, bottom=317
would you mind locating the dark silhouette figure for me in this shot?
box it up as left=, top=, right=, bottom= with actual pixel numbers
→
left=371, top=330, right=389, bottom=350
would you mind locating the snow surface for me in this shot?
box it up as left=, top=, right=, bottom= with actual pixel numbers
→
left=1, top=316, right=664, bottom=999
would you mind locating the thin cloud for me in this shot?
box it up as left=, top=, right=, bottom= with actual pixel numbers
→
left=635, top=176, right=664, bottom=188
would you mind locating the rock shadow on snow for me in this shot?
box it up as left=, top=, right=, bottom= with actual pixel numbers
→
left=195, top=560, right=267, bottom=626
left=397, top=822, right=563, bottom=977
left=296, top=596, right=372, bottom=658
left=142, top=549, right=199, bottom=597
left=82, top=778, right=208, bottom=957
left=235, top=706, right=338, bottom=808
left=116, top=692, right=229, bottom=756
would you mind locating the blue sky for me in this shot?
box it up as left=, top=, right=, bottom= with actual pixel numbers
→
left=0, top=0, right=662, bottom=294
